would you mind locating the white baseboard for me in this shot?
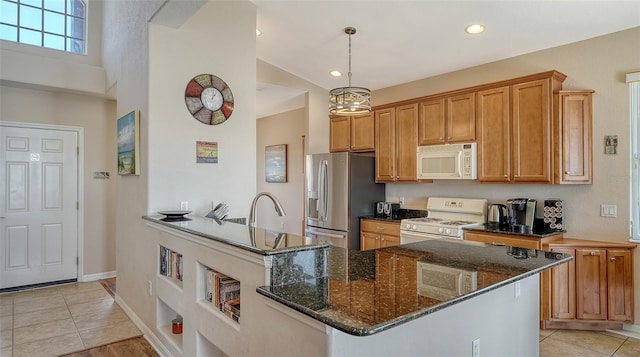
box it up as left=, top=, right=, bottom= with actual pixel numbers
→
left=81, top=271, right=116, bottom=282
left=606, top=323, right=640, bottom=339
left=115, top=293, right=170, bottom=357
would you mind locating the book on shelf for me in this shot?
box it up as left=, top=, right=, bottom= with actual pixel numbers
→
left=224, top=298, right=240, bottom=322
left=203, top=267, right=241, bottom=316
left=159, top=246, right=183, bottom=281
left=160, top=247, right=168, bottom=276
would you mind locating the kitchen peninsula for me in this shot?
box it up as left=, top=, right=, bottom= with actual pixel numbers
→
left=142, top=215, right=571, bottom=356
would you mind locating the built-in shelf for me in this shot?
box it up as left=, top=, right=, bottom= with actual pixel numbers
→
left=197, top=331, right=228, bottom=357
left=197, top=262, right=240, bottom=324
left=159, top=245, right=183, bottom=289
left=157, top=297, right=183, bottom=354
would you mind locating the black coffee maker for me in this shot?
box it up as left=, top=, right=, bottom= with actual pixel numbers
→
left=506, top=198, right=536, bottom=231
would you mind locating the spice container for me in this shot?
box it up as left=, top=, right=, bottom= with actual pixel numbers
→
left=172, top=317, right=183, bottom=334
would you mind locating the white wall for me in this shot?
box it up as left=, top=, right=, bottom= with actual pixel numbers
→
left=0, top=85, right=117, bottom=276
left=256, top=108, right=305, bottom=235
left=147, top=1, right=257, bottom=218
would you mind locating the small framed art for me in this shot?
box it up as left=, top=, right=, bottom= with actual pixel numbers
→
left=197, top=141, right=218, bottom=163
left=117, top=110, right=140, bottom=175
left=265, top=144, right=287, bottom=183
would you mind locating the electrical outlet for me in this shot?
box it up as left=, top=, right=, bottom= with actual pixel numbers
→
left=180, top=201, right=188, bottom=211
left=399, top=196, right=405, bottom=205
left=514, top=281, right=521, bottom=298
left=472, top=338, right=480, bottom=357
left=147, top=280, right=153, bottom=296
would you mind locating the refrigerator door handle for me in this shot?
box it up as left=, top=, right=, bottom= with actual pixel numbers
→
left=317, top=159, right=329, bottom=221
left=306, top=228, right=346, bottom=239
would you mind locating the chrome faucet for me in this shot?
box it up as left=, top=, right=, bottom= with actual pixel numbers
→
left=248, top=192, right=286, bottom=228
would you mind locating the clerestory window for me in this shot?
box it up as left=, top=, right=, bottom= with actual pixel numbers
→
left=0, top=0, right=86, bottom=54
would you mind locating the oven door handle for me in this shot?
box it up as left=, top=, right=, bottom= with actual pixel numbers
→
left=400, top=231, right=443, bottom=240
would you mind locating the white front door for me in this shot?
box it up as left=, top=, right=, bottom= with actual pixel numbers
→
left=0, top=125, right=79, bottom=289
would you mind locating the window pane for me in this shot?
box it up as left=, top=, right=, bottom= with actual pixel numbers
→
left=44, top=10, right=63, bottom=34
left=67, top=0, right=84, bottom=18
left=66, top=15, right=83, bottom=38
left=0, top=1, right=18, bottom=25
left=44, top=0, right=65, bottom=13
left=0, top=24, right=17, bottom=41
left=67, top=37, right=83, bottom=53
left=20, top=5, right=42, bottom=30
left=43, top=32, right=64, bottom=50
left=21, top=0, right=42, bottom=8
left=19, top=27, right=41, bottom=46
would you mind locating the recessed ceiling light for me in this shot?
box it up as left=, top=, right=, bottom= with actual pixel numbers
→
left=330, top=70, right=342, bottom=77
left=256, top=29, right=262, bottom=36
left=465, top=24, right=485, bottom=34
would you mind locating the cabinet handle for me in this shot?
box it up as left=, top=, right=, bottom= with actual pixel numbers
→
left=514, top=175, right=520, bottom=178
left=610, top=257, right=616, bottom=262
left=503, top=175, right=508, bottom=178
left=590, top=251, right=597, bottom=256
left=439, top=137, right=444, bottom=140
left=447, top=136, right=451, bottom=140
left=565, top=171, right=572, bottom=175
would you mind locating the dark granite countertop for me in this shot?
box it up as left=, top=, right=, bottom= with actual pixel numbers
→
left=463, top=223, right=565, bottom=238
left=359, top=216, right=402, bottom=223
left=257, top=240, right=572, bottom=336
left=143, top=214, right=330, bottom=255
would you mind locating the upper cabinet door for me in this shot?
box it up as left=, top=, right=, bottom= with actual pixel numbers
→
left=395, top=104, right=419, bottom=182
left=350, top=113, right=375, bottom=152
left=447, top=93, right=476, bottom=143
left=511, top=79, right=552, bottom=183
left=556, top=91, right=593, bottom=184
left=375, top=108, right=396, bottom=182
left=418, top=98, right=446, bottom=145
left=476, top=86, right=511, bottom=182
left=330, top=116, right=350, bottom=152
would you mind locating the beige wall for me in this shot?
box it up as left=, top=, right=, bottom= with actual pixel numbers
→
left=256, top=108, right=305, bottom=235
left=0, top=85, right=117, bottom=276
left=372, top=27, right=640, bottom=321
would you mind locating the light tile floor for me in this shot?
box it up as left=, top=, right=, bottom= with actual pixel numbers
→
left=540, top=328, right=640, bottom=356
left=2, top=281, right=640, bottom=356
left=0, top=281, right=141, bottom=357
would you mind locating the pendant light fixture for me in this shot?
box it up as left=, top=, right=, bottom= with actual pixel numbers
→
left=329, top=27, right=371, bottom=116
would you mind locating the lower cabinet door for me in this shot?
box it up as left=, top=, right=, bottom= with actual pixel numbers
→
left=551, top=247, right=576, bottom=319
left=607, top=249, right=633, bottom=321
left=576, top=249, right=607, bottom=320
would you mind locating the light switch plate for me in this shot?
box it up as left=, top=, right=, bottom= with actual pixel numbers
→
left=600, top=204, right=617, bottom=218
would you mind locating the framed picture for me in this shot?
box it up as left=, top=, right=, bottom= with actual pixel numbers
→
left=196, top=141, right=218, bottom=163
left=265, top=144, right=287, bottom=183
left=117, top=110, right=140, bottom=175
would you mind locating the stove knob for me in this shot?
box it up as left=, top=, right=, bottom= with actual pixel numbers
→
left=438, top=227, right=444, bottom=234
left=405, top=223, right=411, bottom=229
left=445, top=229, right=452, bottom=235
left=411, top=224, right=417, bottom=230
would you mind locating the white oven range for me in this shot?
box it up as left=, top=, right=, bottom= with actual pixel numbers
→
left=400, top=197, right=487, bottom=244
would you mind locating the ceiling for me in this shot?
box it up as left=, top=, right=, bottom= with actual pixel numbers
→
left=254, top=0, right=640, bottom=118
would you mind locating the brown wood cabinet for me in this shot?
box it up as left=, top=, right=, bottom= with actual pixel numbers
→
left=544, top=239, right=635, bottom=330
left=375, top=250, right=419, bottom=322
left=360, top=219, right=400, bottom=251
left=463, top=230, right=563, bottom=249
left=476, top=72, right=566, bottom=183
left=375, top=104, right=419, bottom=182
left=329, top=113, right=375, bottom=152
left=554, top=90, right=593, bottom=184
left=418, top=93, right=475, bottom=146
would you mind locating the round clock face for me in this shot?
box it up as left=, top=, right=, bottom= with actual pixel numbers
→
left=185, top=74, right=234, bottom=125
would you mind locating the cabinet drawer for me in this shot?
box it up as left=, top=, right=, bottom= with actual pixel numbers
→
left=361, top=220, right=400, bottom=236
left=464, top=231, right=541, bottom=249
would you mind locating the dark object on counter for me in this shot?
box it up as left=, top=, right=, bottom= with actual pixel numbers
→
left=374, top=202, right=400, bottom=219
left=543, top=199, right=564, bottom=231
left=506, top=198, right=536, bottom=230
left=172, top=317, right=183, bottom=334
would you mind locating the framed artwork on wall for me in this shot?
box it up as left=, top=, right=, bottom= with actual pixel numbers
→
left=265, top=144, right=287, bottom=183
left=196, top=141, right=218, bottom=163
left=117, top=110, right=140, bottom=175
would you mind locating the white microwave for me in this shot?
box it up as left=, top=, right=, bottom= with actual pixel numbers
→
left=417, top=261, right=477, bottom=301
left=417, top=143, right=477, bottom=180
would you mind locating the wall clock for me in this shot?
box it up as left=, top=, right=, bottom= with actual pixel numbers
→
left=185, top=74, right=234, bottom=125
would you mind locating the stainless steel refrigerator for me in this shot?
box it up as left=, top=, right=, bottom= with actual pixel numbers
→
left=305, top=152, right=385, bottom=250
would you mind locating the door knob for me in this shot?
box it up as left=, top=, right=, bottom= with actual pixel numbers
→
left=590, top=251, right=597, bottom=256
left=610, top=257, right=617, bottom=262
